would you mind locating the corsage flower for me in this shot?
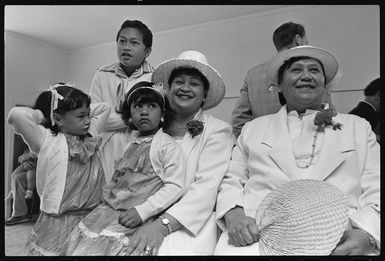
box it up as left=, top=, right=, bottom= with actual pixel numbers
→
left=186, top=119, right=204, bottom=138
left=313, top=107, right=342, bottom=132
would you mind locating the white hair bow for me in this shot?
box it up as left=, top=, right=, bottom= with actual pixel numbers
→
left=48, top=82, right=75, bottom=126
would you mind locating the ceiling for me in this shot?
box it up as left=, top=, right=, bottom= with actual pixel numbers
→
left=5, top=5, right=288, bottom=51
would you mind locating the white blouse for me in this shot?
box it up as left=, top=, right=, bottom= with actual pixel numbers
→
left=287, top=109, right=325, bottom=177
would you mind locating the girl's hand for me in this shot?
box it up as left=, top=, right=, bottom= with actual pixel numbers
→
left=124, top=219, right=168, bottom=256
left=330, top=229, right=374, bottom=255
left=18, top=155, right=25, bottom=164
left=18, top=152, right=37, bottom=163
left=118, top=208, right=142, bottom=228
left=224, top=206, right=260, bottom=247
left=22, top=160, right=37, bottom=170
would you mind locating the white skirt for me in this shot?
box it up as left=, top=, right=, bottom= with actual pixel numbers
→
left=158, top=212, right=218, bottom=255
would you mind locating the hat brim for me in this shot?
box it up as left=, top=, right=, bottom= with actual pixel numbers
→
left=152, top=58, right=225, bottom=110
left=267, top=46, right=339, bottom=86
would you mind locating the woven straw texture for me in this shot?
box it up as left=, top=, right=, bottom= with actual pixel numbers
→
left=256, top=179, right=349, bottom=256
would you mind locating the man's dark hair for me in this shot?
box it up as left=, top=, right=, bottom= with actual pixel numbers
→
left=364, top=78, right=380, bottom=96
left=273, top=22, right=305, bottom=51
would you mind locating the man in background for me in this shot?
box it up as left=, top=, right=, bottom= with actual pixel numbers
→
left=349, top=77, right=380, bottom=141
left=231, top=22, right=310, bottom=138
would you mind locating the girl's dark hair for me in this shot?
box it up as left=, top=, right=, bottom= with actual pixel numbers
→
left=116, top=81, right=174, bottom=131
left=34, top=85, right=91, bottom=135
left=277, top=56, right=326, bottom=105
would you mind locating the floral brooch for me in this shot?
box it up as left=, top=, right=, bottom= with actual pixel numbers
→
left=186, top=119, right=204, bottom=138
left=313, top=107, right=342, bottom=132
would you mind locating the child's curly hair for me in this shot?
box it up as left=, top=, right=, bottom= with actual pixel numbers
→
left=116, top=81, right=175, bottom=131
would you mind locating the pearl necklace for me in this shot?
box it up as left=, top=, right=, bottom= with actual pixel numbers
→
left=297, top=130, right=318, bottom=169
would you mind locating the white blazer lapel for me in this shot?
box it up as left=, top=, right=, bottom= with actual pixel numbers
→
left=181, top=131, right=200, bottom=159
left=262, top=107, right=300, bottom=180
left=311, top=121, right=348, bottom=181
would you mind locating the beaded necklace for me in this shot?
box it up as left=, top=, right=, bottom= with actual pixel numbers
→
left=297, top=131, right=318, bottom=169
left=294, top=112, right=319, bottom=169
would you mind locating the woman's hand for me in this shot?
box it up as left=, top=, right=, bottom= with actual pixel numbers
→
left=124, top=219, right=168, bottom=256
left=118, top=208, right=142, bottom=228
left=330, top=229, right=374, bottom=255
left=224, top=206, right=259, bottom=247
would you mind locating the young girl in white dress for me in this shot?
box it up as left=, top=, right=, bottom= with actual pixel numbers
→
left=7, top=83, right=110, bottom=255
left=64, top=81, right=186, bottom=256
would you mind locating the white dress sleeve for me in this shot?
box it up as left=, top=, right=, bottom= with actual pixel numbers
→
left=7, top=107, right=45, bottom=154
left=88, top=102, right=111, bottom=137
left=89, top=70, right=128, bottom=131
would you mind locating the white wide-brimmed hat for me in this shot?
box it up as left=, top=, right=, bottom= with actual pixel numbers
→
left=267, top=46, right=339, bottom=86
left=256, top=179, right=349, bottom=256
left=151, top=50, right=226, bottom=110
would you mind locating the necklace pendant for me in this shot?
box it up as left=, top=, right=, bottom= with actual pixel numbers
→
left=298, top=113, right=303, bottom=120
left=298, top=164, right=310, bottom=169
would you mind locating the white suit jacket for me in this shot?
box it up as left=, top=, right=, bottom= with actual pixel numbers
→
left=158, top=111, right=235, bottom=255
left=217, top=105, right=380, bottom=248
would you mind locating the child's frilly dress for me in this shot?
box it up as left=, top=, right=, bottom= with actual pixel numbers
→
left=24, top=133, right=105, bottom=255
left=63, top=134, right=164, bottom=256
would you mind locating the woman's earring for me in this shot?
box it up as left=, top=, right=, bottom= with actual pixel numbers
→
left=160, top=117, right=164, bottom=123
left=201, top=98, right=206, bottom=107
left=128, top=118, right=133, bottom=123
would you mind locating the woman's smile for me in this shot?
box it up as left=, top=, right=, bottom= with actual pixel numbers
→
left=296, top=84, right=316, bottom=89
left=176, top=92, right=194, bottom=99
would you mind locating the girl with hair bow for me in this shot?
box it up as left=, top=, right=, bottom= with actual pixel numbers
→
left=8, top=83, right=110, bottom=255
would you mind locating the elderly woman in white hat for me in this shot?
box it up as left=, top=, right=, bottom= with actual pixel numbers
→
left=215, top=46, right=380, bottom=255
left=123, top=50, right=235, bottom=255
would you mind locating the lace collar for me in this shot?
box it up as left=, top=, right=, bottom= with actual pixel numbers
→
left=64, top=133, right=102, bottom=164
left=130, top=131, right=155, bottom=145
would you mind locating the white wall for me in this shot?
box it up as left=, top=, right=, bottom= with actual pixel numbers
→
left=67, top=42, right=117, bottom=93
left=4, top=31, right=67, bottom=204
left=66, top=5, right=379, bottom=122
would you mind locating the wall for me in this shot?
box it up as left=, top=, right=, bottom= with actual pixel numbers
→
left=4, top=31, right=67, bottom=209
left=67, top=5, right=379, bottom=123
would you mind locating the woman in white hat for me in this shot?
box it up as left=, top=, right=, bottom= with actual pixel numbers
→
left=123, top=50, right=235, bottom=255
left=215, top=46, right=380, bottom=255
